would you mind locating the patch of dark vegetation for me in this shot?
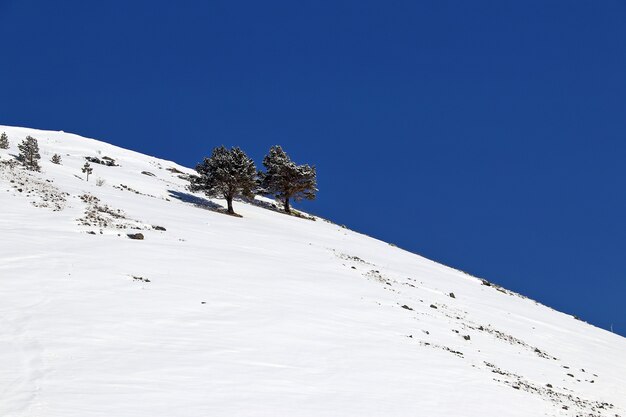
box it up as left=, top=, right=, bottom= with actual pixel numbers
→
left=113, top=184, right=158, bottom=199
left=419, top=341, right=464, bottom=358
left=131, top=275, right=150, bottom=282
left=334, top=252, right=372, bottom=265
left=466, top=323, right=557, bottom=360
left=0, top=161, right=68, bottom=210
left=78, top=194, right=145, bottom=230
left=166, top=167, right=184, bottom=174
left=365, top=269, right=393, bottom=287
left=484, top=361, right=614, bottom=415
left=85, top=156, right=118, bottom=166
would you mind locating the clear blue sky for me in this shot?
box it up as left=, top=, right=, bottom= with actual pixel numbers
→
left=1, top=1, right=625, bottom=336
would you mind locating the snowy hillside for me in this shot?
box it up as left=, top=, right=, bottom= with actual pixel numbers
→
left=1, top=125, right=624, bottom=417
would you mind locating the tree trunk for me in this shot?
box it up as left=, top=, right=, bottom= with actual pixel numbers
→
left=226, top=196, right=234, bottom=214
left=284, top=197, right=291, bottom=213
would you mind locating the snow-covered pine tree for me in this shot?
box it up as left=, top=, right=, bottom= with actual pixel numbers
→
left=259, top=145, right=317, bottom=214
left=17, top=136, right=41, bottom=171
left=0, top=132, right=9, bottom=149
left=82, top=162, right=93, bottom=181
left=51, top=154, right=62, bottom=165
left=191, top=146, right=257, bottom=215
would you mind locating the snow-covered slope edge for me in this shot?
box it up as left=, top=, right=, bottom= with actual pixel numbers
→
left=0, top=125, right=624, bottom=417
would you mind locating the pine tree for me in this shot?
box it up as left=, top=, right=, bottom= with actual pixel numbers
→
left=0, top=132, right=9, bottom=149
left=51, top=154, right=62, bottom=165
left=17, top=136, right=41, bottom=171
left=191, top=146, right=257, bottom=215
left=259, top=145, right=317, bottom=213
left=82, top=162, right=93, bottom=181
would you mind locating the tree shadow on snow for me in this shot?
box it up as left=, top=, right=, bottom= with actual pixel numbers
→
left=168, top=190, right=225, bottom=213
left=240, top=196, right=316, bottom=221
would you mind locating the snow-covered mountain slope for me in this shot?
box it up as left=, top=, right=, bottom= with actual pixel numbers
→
left=0, top=125, right=624, bottom=417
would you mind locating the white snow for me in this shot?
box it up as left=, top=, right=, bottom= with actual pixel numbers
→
left=0, top=125, right=624, bottom=417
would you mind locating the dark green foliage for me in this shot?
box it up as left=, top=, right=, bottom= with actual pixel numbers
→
left=191, top=146, right=257, bottom=215
left=17, top=136, right=41, bottom=171
left=0, top=132, right=8, bottom=149
left=51, top=154, right=62, bottom=165
left=259, top=145, right=317, bottom=213
left=82, top=162, right=93, bottom=181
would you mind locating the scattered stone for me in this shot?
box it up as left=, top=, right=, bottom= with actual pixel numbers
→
left=86, top=231, right=96, bottom=235
left=546, top=383, right=553, bottom=388
left=152, top=225, right=166, bottom=231
left=463, top=335, right=471, bottom=341
left=449, top=292, right=456, bottom=298
left=401, top=304, right=413, bottom=311
left=429, top=304, right=438, bottom=309
left=141, top=171, right=156, bottom=177
left=127, top=233, right=144, bottom=240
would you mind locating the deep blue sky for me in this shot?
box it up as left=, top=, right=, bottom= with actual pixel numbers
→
left=1, top=1, right=625, bottom=336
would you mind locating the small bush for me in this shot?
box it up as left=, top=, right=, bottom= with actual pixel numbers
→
left=0, top=132, right=9, bottom=149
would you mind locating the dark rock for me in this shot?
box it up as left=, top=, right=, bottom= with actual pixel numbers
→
left=463, top=335, right=471, bottom=341
left=481, top=279, right=492, bottom=286
left=87, top=231, right=96, bottom=235
left=152, top=225, right=166, bottom=231
left=429, top=304, right=438, bottom=309
left=449, top=292, right=456, bottom=298
left=141, top=171, right=156, bottom=177
left=127, top=233, right=144, bottom=240
left=401, top=304, right=413, bottom=311
left=546, top=383, right=553, bottom=388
